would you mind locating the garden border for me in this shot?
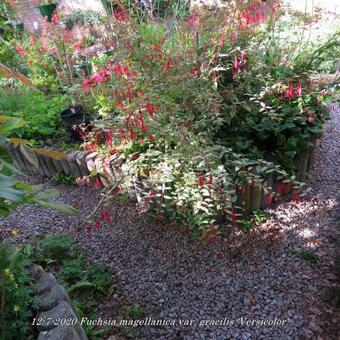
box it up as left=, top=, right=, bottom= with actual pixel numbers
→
left=28, top=264, right=88, bottom=340
left=5, top=139, right=318, bottom=214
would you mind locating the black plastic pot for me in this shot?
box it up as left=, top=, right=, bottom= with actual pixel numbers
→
left=60, top=105, right=91, bottom=141
left=37, top=4, right=57, bottom=22
left=15, top=23, right=24, bottom=31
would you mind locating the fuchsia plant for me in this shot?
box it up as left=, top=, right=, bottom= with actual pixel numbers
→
left=12, top=0, right=335, bottom=239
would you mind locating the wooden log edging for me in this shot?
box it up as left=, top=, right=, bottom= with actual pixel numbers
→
left=6, top=138, right=318, bottom=214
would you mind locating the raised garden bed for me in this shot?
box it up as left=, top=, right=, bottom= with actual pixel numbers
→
left=5, top=138, right=319, bottom=215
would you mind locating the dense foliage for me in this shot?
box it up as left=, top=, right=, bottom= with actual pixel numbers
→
left=0, top=242, right=36, bottom=339
left=1, top=0, right=338, bottom=237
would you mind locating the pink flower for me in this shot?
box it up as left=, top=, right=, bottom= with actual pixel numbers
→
left=240, top=51, right=246, bottom=64
left=233, top=54, right=240, bottom=78
left=51, top=11, right=59, bottom=25
left=16, top=45, right=26, bottom=56
left=188, top=13, right=201, bottom=31
left=73, top=41, right=82, bottom=52
left=286, top=82, right=295, bottom=100
left=242, top=10, right=251, bottom=25
left=82, top=79, right=94, bottom=93
left=295, top=82, right=302, bottom=96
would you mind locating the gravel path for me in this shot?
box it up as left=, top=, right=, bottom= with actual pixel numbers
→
left=0, top=104, right=339, bottom=339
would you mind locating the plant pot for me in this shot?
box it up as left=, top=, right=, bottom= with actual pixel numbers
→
left=60, top=105, right=91, bottom=141
left=15, top=23, right=24, bottom=31
left=37, top=4, right=57, bottom=22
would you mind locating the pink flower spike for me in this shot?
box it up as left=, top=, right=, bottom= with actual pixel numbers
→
left=286, top=82, right=295, bottom=100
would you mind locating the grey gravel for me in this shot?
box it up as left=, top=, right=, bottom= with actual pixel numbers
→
left=0, top=104, right=339, bottom=339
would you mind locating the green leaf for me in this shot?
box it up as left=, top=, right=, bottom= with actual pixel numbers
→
left=0, top=186, right=26, bottom=201
left=68, top=280, right=96, bottom=294
left=34, top=199, right=79, bottom=216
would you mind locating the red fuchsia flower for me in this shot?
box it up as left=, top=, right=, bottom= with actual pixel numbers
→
left=208, top=174, right=214, bottom=188
left=16, top=45, right=26, bottom=56
left=73, top=41, right=82, bottom=52
left=100, top=210, right=111, bottom=223
left=307, top=115, right=315, bottom=124
left=237, top=185, right=245, bottom=194
left=113, top=6, right=127, bottom=22
left=95, top=178, right=102, bottom=188
left=190, top=66, right=201, bottom=79
left=139, top=109, right=147, bottom=132
left=129, top=128, right=135, bottom=140
left=230, top=208, right=237, bottom=226
left=233, top=54, right=240, bottom=79
left=286, top=82, right=295, bottom=100
left=146, top=102, right=155, bottom=117
left=240, top=51, right=246, bottom=64
left=89, top=179, right=95, bottom=188
left=95, top=220, right=101, bottom=230
left=82, top=79, right=93, bottom=93
left=114, top=64, right=123, bottom=77
left=133, top=115, right=140, bottom=127
left=279, top=183, right=287, bottom=195
left=197, top=173, right=206, bottom=187
left=165, top=58, right=172, bottom=70
left=84, top=141, right=98, bottom=151
left=146, top=190, right=156, bottom=201
left=210, top=229, right=217, bottom=237
left=105, top=129, right=113, bottom=146
left=264, top=193, right=273, bottom=207
left=126, top=89, right=132, bottom=102
left=242, top=10, right=251, bottom=25
left=95, top=69, right=111, bottom=82
left=51, top=11, right=59, bottom=25
left=295, top=82, right=302, bottom=96
left=116, top=99, right=125, bottom=110
left=149, top=134, right=155, bottom=142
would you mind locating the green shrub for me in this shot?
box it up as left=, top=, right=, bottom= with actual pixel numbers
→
left=89, top=264, right=112, bottom=292
left=57, top=259, right=86, bottom=284
left=0, top=87, right=68, bottom=141
left=0, top=243, right=35, bottom=339
left=39, top=233, right=74, bottom=262
left=52, top=172, right=76, bottom=185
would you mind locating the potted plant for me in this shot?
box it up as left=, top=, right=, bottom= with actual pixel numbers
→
left=36, top=1, right=57, bottom=22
